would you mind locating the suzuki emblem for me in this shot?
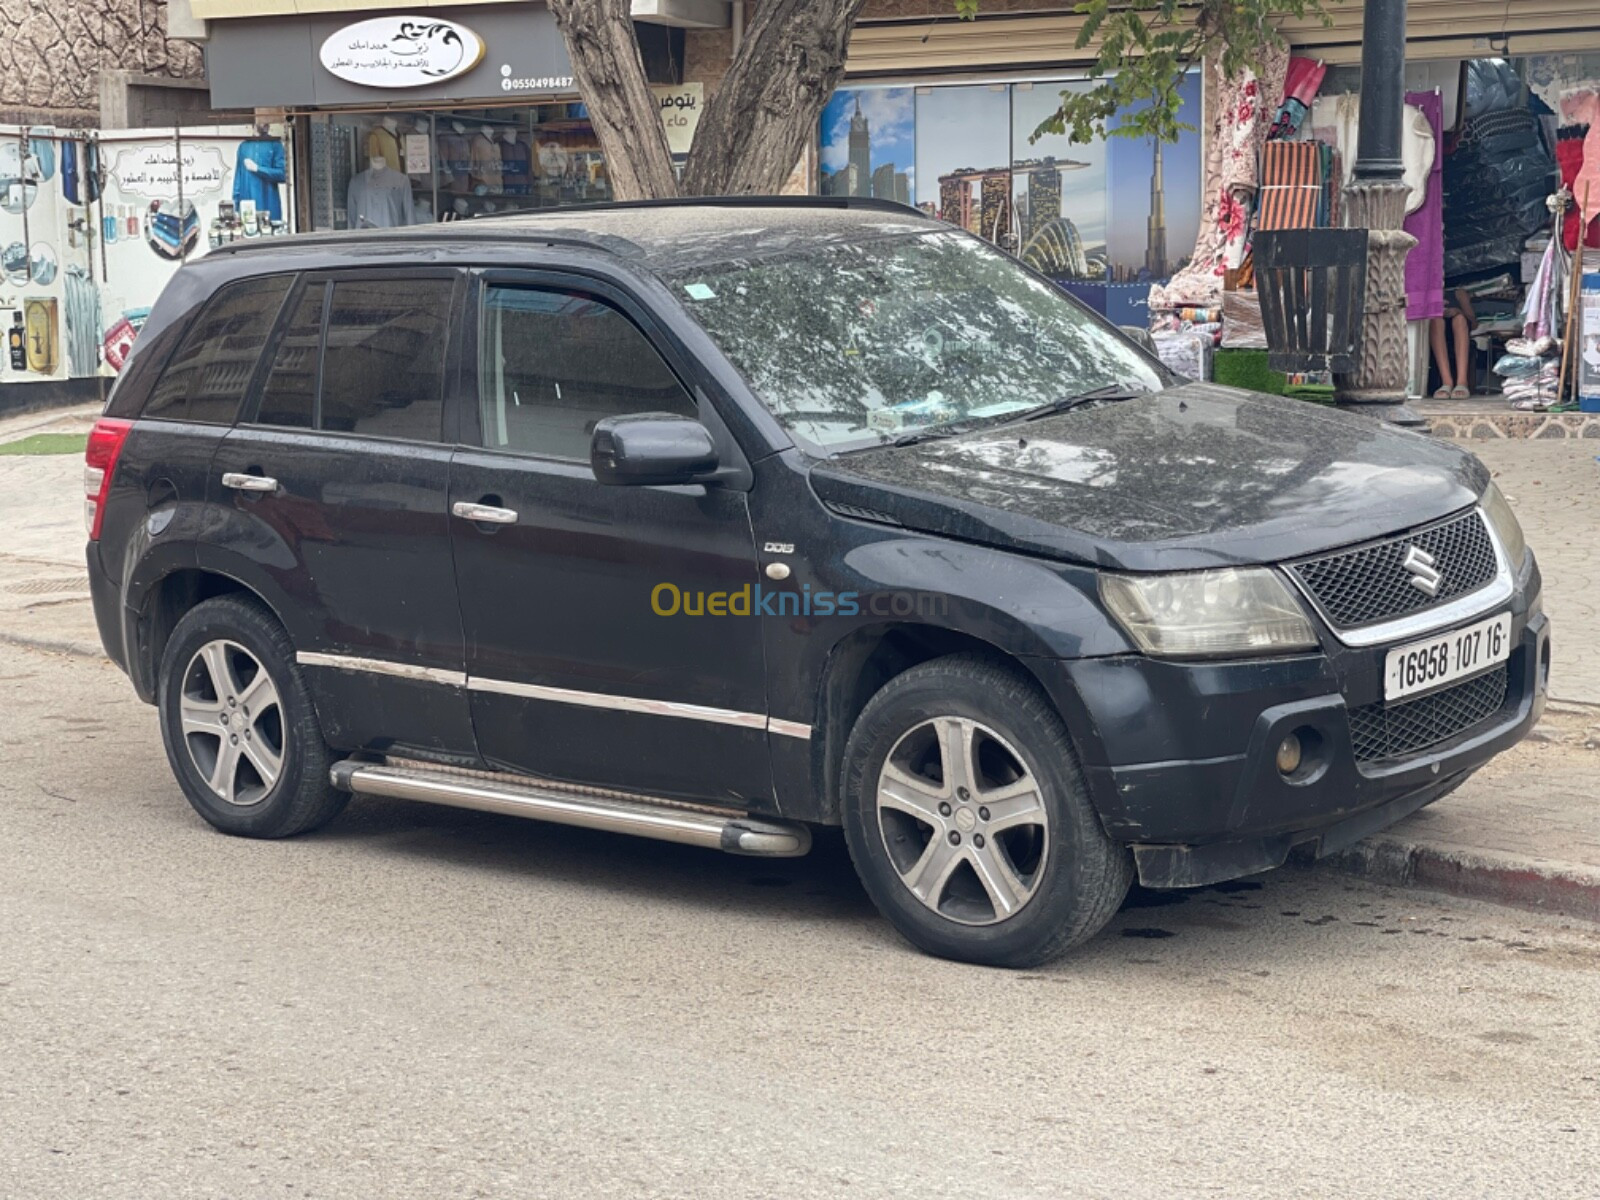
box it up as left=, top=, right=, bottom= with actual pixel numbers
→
left=1401, top=545, right=1442, bottom=596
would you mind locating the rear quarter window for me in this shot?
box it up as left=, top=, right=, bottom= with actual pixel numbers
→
left=141, top=275, right=293, bottom=424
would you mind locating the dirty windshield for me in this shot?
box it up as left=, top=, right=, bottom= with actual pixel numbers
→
left=666, top=227, right=1167, bottom=455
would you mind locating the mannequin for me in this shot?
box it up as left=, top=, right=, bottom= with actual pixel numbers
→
left=346, top=156, right=415, bottom=228
left=470, top=124, right=503, bottom=193
left=500, top=127, right=531, bottom=197
left=438, top=120, right=470, bottom=194
left=368, top=116, right=402, bottom=172
left=234, top=121, right=286, bottom=224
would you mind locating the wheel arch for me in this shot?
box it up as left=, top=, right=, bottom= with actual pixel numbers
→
left=130, top=566, right=284, bottom=703
left=807, top=622, right=1074, bottom=826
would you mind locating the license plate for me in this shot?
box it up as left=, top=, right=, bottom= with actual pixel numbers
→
left=1384, top=612, right=1512, bottom=702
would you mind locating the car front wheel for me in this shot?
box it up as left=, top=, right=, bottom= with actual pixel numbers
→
left=841, top=654, right=1132, bottom=967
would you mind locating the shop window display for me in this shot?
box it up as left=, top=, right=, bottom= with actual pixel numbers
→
left=304, top=104, right=611, bottom=231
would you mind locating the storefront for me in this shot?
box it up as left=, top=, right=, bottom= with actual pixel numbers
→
left=203, top=3, right=693, bottom=232
left=822, top=6, right=1600, bottom=408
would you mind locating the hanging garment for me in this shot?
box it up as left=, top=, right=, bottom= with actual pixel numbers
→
left=1267, top=57, right=1326, bottom=141
left=437, top=129, right=471, bottom=194
left=367, top=125, right=401, bottom=171
left=346, top=167, right=415, bottom=228
left=1257, top=141, right=1323, bottom=230
left=1403, top=90, right=1445, bottom=322
left=62, top=265, right=102, bottom=378
left=500, top=138, right=532, bottom=196
left=1558, top=88, right=1600, bottom=233
left=469, top=134, right=503, bottom=192
left=1521, top=236, right=1565, bottom=342
left=233, top=138, right=286, bottom=223
left=1147, top=45, right=1289, bottom=311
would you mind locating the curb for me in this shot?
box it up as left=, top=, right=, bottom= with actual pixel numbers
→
left=1316, top=837, right=1600, bottom=923
left=0, top=630, right=105, bottom=660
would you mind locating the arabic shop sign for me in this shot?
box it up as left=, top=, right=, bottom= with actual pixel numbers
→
left=319, top=16, right=486, bottom=89
left=108, top=143, right=229, bottom=200
left=651, top=83, right=704, bottom=158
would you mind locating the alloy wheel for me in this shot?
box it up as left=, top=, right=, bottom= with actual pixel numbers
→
left=875, top=716, right=1049, bottom=926
left=179, top=639, right=285, bottom=807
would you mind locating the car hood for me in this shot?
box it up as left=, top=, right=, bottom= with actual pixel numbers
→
left=808, top=383, right=1488, bottom=571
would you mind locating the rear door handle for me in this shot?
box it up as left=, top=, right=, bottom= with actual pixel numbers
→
left=452, top=501, right=518, bottom=525
left=222, top=472, right=279, bottom=494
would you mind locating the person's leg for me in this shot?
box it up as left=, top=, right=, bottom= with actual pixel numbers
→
left=1451, top=311, right=1472, bottom=395
left=1430, top=316, right=1453, bottom=392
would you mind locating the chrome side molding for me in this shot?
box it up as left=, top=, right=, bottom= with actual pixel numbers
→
left=330, top=759, right=812, bottom=858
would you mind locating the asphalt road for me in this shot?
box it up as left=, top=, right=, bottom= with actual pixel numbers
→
left=2, top=641, right=1597, bottom=1199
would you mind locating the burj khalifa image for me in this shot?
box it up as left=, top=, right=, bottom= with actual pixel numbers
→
left=1144, top=138, right=1169, bottom=278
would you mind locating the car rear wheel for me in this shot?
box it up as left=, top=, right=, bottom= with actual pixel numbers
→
left=841, top=654, right=1132, bottom=967
left=158, top=595, right=347, bottom=838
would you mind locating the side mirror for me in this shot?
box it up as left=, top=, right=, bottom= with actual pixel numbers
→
left=1119, top=325, right=1158, bottom=354
left=591, top=413, right=719, bottom=487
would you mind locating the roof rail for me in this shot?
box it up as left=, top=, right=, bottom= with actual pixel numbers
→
left=466, top=193, right=926, bottom=221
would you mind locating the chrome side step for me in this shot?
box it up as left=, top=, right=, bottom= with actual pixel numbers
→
left=329, top=760, right=812, bottom=858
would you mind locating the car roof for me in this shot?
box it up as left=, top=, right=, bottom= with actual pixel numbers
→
left=209, top=197, right=938, bottom=275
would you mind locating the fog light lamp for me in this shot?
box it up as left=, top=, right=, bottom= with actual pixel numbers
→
left=1276, top=734, right=1303, bottom=776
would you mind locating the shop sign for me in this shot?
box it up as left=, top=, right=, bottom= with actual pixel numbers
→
left=108, top=143, right=229, bottom=200
left=652, top=83, right=704, bottom=158
left=319, top=17, right=486, bottom=89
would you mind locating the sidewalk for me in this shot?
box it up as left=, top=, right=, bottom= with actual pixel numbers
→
left=1, top=404, right=1596, bottom=922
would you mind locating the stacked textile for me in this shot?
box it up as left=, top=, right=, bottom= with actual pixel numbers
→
left=1495, top=338, right=1562, bottom=409
left=1153, top=331, right=1214, bottom=381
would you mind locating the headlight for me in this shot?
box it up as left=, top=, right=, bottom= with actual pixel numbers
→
left=1480, top=482, right=1527, bottom=572
left=1100, top=567, right=1318, bottom=657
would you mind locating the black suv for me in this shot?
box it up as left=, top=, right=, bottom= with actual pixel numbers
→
left=85, top=199, right=1547, bottom=967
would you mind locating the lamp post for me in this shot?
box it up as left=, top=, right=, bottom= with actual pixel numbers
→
left=1336, top=0, right=1423, bottom=424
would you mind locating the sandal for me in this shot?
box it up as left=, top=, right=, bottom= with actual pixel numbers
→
left=1450, top=386, right=1471, bottom=400
left=1432, top=386, right=1451, bottom=399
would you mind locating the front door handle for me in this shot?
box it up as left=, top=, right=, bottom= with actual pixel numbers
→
left=222, top=472, right=279, bottom=494
left=452, top=501, right=518, bottom=525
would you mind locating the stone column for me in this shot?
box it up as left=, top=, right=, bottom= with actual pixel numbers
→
left=1334, top=0, right=1424, bottom=424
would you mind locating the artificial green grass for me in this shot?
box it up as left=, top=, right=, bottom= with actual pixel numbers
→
left=1211, top=349, right=1287, bottom=396
left=0, top=433, right=89, bottom=456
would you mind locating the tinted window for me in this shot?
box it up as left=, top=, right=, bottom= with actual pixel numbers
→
left=480, top=286, right=695, bottom=461
left=320, top=278, right=452, bottom=440
left=144, top=276, right=292, bottom=423
left=254, top=284, right=325, bottom=430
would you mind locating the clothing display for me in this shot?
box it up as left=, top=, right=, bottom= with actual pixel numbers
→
left=1404, top=90, right=1445, bottom=322
left=437, top=128, right=471, bottom=194
left=469, top=133, right=503, bottom=192
left=62, top=266, right=102, bottom=378
left=346, top=165, right=415, bottom=228
left=234, top=138, right=286, bottom=223
left=500, top=136, right=532, bottom=196
left=1147, top=45, right=1288, bottom=312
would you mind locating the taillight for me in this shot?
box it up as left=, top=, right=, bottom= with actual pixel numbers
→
left=84, top=417, right=133, bottom=541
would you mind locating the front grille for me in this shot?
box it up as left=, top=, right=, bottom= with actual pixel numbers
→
left=1347, top=664, right=1509, bottom=762
left=1289, top=510, right=1498, bottom=630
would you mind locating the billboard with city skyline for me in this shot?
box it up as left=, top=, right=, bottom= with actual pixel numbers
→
left=817, top=73, right=1203, bottom=323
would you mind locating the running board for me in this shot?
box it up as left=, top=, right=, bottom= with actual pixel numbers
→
left=329, top=760, right=811, bottom=857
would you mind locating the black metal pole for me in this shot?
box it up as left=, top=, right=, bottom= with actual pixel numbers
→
left=1352, top=0, right=1408, bottom=183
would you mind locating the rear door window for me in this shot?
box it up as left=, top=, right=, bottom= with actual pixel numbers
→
left=319, top=278, right=453, bottom=441
left=254, top=283, right=326, bottom=430
left=143, top=275, right=292, bottom=424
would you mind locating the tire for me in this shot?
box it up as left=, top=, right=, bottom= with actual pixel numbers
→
left=840, top=654, right=1132, bottom=968
left=157, top=594, right=348, bottom=838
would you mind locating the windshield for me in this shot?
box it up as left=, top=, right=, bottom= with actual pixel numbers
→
left=664, top=227, right=1167, bottom=455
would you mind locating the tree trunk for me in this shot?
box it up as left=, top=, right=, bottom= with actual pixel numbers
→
left=548, top=0, right=679, bottom=201
left=681, top=0, right=870, bottom=196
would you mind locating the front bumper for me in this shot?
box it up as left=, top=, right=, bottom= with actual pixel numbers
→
left=1043, top=583, right=1549, bottom=888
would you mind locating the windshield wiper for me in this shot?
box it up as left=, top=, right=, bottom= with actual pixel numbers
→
left=889, top=423, right=973, bottom=447
left=1013, top=384, right=1148, bottom=423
